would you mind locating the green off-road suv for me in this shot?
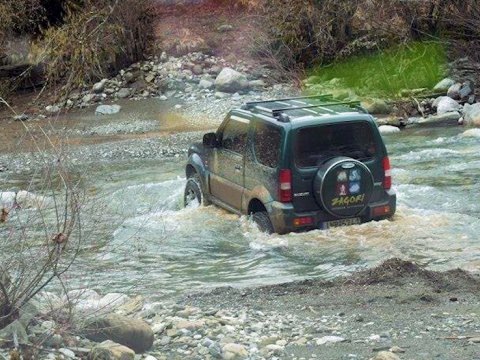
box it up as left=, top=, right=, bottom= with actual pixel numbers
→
left=184, top=95, right=396, bottom=234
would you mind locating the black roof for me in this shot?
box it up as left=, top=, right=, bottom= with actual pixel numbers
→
left=240, top=95, right=366, bottom=122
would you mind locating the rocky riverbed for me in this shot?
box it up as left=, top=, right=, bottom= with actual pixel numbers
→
left=1, top=259, right=479, bottom=360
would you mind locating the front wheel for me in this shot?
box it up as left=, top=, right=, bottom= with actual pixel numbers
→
left=184, top=175, right=209, bottom=208
left=252, top=212, right=274, bottom=234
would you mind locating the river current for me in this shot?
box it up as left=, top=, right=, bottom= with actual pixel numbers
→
left=2, top=125, right=480, bottom=300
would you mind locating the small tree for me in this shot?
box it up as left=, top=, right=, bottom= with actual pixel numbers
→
left=0, top=98, right=85, bottom=333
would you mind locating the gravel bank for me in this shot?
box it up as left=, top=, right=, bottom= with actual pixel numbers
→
left=153, top=259, right=480, bottom=360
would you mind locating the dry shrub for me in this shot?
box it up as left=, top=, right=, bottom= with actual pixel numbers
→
left=33, top=0, right=155, bottom=94
left=247, top=0, right=480, bottom=72
left=250, top=0, right=359, bottom=70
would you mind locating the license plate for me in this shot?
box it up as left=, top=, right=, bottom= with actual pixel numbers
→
left=322, top=217, right=361, bottom=229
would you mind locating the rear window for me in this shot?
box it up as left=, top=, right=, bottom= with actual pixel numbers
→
left=253, top=122, right=282, bottom=168
left=295, top=122, right=378, bottom=168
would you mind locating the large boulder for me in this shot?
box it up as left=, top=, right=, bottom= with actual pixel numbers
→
left=0, top=320, right=29, bottom=346
left=214, top=67, right=249, bottom=93
left=418, top=111, right=461, bottom=125
left=447, top=81, right=474, bottom=100
left=462, top=103, right=480, bottom=127
left=84, top=314, right=154, bottom=353
left=95, top=105, right=121, bottom=115
left=433, top=96, right=461, bottom=115
left=433, top=78, right=455, bottom=93
left=89, top=340, right=135, bottom=360
left=379, top=125, right=400, bottom=135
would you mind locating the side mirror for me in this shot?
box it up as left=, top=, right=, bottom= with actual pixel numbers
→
left=203, top=132, right=218, bottom=147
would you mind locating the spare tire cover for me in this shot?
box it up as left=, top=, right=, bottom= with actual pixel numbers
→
left=314, top=157, right=374, bottom=218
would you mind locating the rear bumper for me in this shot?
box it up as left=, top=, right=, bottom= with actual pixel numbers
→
left=269, top=190, right=396, bottom=234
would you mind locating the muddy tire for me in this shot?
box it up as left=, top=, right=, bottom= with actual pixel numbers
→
left=184, top=174, right=210, bottom=207
left=252, top=211, right=274, bottom=234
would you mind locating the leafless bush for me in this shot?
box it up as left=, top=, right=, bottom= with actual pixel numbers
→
left=0, top=98, right=85, bottom=339
left=243, top=0, right=480, bottom=71
left=29, top=0, right=155, bottom=97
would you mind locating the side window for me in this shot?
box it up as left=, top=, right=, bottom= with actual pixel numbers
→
left=221, top=118, right=249, bottom=154
left=253, top=122, right=282, bottom=168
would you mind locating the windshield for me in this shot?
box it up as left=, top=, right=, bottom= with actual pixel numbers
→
left=294, top=122, right=378, bottom=168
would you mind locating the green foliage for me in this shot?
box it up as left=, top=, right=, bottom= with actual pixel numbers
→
left=308, top=42, right=447, bottom=98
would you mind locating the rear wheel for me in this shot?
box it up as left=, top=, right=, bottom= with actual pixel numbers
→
left=184, top=174, right=210, bottom=208
left=252, top=212, right=274, bottom=234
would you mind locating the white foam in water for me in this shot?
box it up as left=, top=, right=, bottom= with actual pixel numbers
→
left=432, top=137, right=446, bottom=144
left=461, top=128, right=480, bottom=138
left=395, top=148, right=460, bottom=162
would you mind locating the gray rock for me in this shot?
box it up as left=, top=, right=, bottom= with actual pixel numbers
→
left=459, top=80, right=474, bottom=99
left=209, top=65, right=222, bottom=76
left=58, top=348, right=75, bottom=359
left=95, top=105, right=122, bottom=115
left=199, top=79, right=214, bottom=90
left=215, top=92, right=229, bottom=99
left=215, top=67, right=249, bottom=93
left=13, top=114, right=29, bottom=121
left=155, top=77, right=169, bottom=92
left=82, top=93, right=96, bottom=104
left=123, top=72, right=135, bottom=83
left=117, top=88, right=131, bottom=99
left=0, top=320, right=29, bottom=346
left=434, top=96, right=461, bottom=114
left=447, top=83, right=462, bottom=100
left=433, top=78, right=455, bottom=92
left=89, top=340, right=135, bottom=360
left=418, top=111, right=461, bottom=125
left=217, top=24, right=234, bottom=32
left=84, top=314, right=154, bottom=353
left=463, top=103, right=480, bottom=127
left=369, top=351, right=400, bottom=360
left=144, top=73, right=155, bottom=83
left=45, top=333, right=64, bottom=347
left=192, top=65, right=204, bottom=75
left=379, top=125, right=400, bottom=135
left=45, top=105, right=61, bottom=114
left=222, top=343, right=248, bottom=359
left=92, top=80, right=107, bottom=94
left=249, top=79, right=266, bottom=89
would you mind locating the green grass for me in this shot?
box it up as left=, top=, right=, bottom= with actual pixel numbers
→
left=307, top=41, right=447, bottom=98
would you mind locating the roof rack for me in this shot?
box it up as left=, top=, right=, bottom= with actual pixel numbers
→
left=271, top=101, right=363, bottom=117
left=241, top=94, right=334, bottom=110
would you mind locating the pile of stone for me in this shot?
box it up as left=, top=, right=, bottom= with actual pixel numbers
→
left=42, top=52, right=271, bottom=115
left=379, top=78, right=480, bottom=133
left=410, top=78, right=479, bottom=126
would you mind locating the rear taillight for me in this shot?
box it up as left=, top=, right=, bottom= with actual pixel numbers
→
left=293, top=216, right=313, bottom=227
left=383, top=157, right=392, bottom=190
left=279, top=169, right=292, bottom=203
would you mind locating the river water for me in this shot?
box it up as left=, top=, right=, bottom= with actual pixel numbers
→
left=2, top=125, right=480, bottom=301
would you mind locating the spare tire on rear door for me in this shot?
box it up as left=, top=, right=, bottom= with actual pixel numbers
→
left=314, top=157, right=374, bottom=218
